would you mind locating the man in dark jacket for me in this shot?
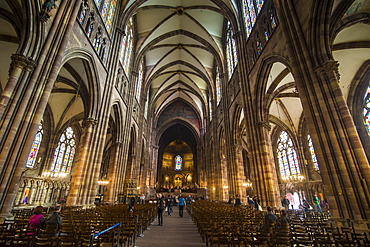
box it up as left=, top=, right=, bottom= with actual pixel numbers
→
left=156, top=194, right=165, bottom=226
left=45, top=205, right=62, bottom=236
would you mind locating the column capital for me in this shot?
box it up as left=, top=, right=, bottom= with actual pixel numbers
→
left=82, top=118, right=98, bottom=128
left=314, top=60, right=340, bottom=82
left=255, top=121, right=271, bottom=130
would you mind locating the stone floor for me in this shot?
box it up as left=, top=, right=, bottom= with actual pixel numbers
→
left=134, top=206, right=206, bottom=247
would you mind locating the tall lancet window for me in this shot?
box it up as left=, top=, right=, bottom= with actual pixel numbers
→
left=26, top=122, right=43, bottom=168
left=175, top=155, right=182, bottom=171
left=308, top=135, right=319, bottom=171
left=242, top=0, right=265, bottom=37
left=364, top=86, right=370, bottom=134
left=277, top=131, right=301, bottom=179
left=120, top=18, right=134, bottom=75
left=226, top=21, right=238, bottom=79
left=51, top=127, right=76, bottom=174
left=136, top=60, right=144, bottom=101
left=215, top=66, right=221, bottom=105
left=94, top=0, right=117, bottom=33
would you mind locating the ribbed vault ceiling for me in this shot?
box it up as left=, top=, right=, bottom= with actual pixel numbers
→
left=124, top=0, right=236, bottom=128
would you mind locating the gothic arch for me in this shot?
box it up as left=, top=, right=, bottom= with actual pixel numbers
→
left=61, top=48, right=103, bottom=120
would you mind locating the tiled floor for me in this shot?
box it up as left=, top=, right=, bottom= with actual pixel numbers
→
left=134, top=206, right=206, bottom=247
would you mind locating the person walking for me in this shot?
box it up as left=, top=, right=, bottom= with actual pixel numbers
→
left=235, top=195, right=241, bottom=206
left=128, top=197, right=135, bottom=212
left=247, top=195, right=255, bottom=206
left=140, top=194, right=145, bottom=204
left=312, top=194, right=322, bottom=213
left=178, top=194, right=186, bottom=217
left=281, top=196, right=290, bottom=211
left=166, top=195, right=174, bottom=216
left=156, top=194, right=165, bottom=226
left=253, top=196, right=261, bottom=211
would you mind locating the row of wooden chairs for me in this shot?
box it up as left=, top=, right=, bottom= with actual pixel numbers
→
left=2, top=203, right=157, bottom=247
left=191, top=201, right=370, bottom=247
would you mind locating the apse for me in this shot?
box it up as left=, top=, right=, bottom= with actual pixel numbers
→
left=157, top=123, right=198, bottom=188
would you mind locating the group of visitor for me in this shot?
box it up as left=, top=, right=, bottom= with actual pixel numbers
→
left=227, top=195, right=242, bottom=206
left=155, top=194, right=187, bottom=226
left=27, top=204, right=62, bottom=236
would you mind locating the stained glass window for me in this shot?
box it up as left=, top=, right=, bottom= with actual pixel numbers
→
left=256, top=0, right=265, bottom=14
left=93, top=31, right=101, bottom=51
left=256, top=40, right=263, bottom=55
left=270, top=13, right=277, bottom=29
left=215, top=66, right=221, bottom=105
left=277, top=131, right=300, bottom=179
left=120, top=18, right=134, bottom=75
left=26, top=122, right=43, bottom=168
left=79, top=7, right=87, bottom=24
left=87, top=23, right=94, bottom=38
left=94, top=0, right=116, bottom=33
left=136, top=60, right=144, bottom=101
left=364, top=86, right=370, bottom=134
left=94, top=0, right=103, bottom=7
left=308, top=135, right=319, bottom=171
left=226, top=21, right=238, bottom=79
left=51, top=127, right=76, bottom=174
left=265, top=31, right=269, bottom=41
left=175, top=155, right=182, bottom=171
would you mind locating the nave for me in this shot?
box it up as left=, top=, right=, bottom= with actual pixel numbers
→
left=134, top=206, right=205, bottom=247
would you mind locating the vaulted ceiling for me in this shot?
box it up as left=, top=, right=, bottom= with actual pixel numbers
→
left=123, top=0, right=237, bottom=130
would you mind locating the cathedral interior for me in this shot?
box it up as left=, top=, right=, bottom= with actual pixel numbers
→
left=0, top=0, right=369, bottom=230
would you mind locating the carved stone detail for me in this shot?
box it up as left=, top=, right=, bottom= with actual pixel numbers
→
left=255, top=121, right=271, bottom=130
left=314, top=60, right=340, bottom=82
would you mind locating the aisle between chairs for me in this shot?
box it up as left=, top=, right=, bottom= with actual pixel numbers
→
left=134, top=206, right=206, bottom=247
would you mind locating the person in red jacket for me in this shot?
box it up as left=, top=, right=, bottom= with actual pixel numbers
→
left=27, top=206, right=45, bottom=235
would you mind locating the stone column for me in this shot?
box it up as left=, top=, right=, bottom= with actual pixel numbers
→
left=253, top=121, right=280, bottom=207
left=0, top=54, right=37, bottom=120
left=232, top=144, right=248, bottom=200
left=105, top=141, right=123, bottom=203
left=66, top=118, right=98, bottom=206
left=0, top=0, right=82, bottom=218
left=274, top=0, right=370, bottom=225
left=150, top=145, right=159, bottom=188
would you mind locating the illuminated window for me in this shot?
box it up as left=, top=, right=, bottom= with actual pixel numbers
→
left=226, top=21, right=238, bottom=79
left=175, top=155, right=182, bottom=171
left=26, top=122, right=43, bottom=168
left=94, top=0, right=116, bottom=33
left=256, top=40, right=263, bottom=55
left=364, top=86, right=370, bottom=134
left=243, top=0, right=259, bottom=37
left=120, top=18, right=134, bottom=74
left=136, top=60, right=144, bottom=101
left=277, top=131, right=300, bottom=178
left=93, top=29, right=101, bottom=50
left=51, top=127, right=76, bottom=174
left=79, top=5, right=87, bottom=24
left=307, top=135, right=319, bottom=171
left=215, top=66, right=221, bottom=105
